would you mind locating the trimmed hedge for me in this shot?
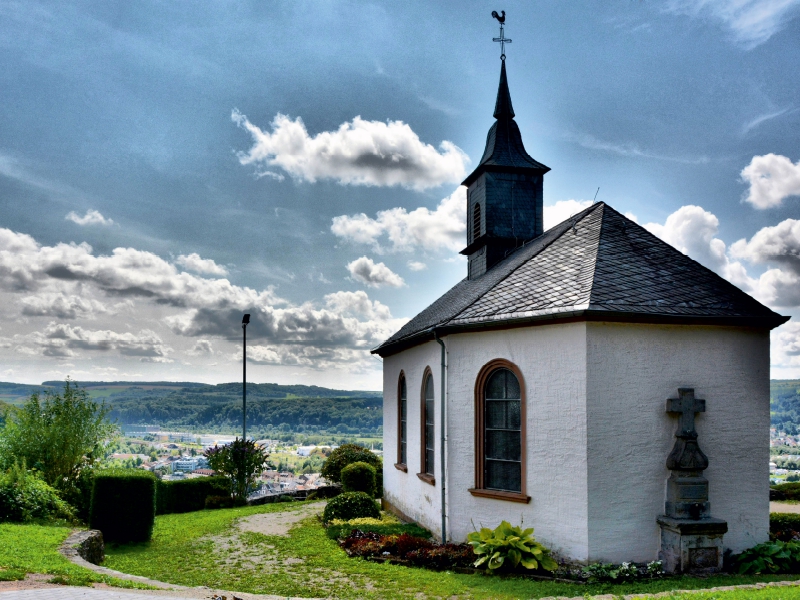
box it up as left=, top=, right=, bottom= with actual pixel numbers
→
left=322, top=491, right=380, bottom=523
left=325, top=522, right=431, bottom=540
left=771, top=482, right=800, bottom=501
left=321, top=444, right=382, bottom=498
left=90, top=469, right=156, bottom=543
left=156, top=476, right=229, bottom=515
left=771, top=513, right=800, bottom=541
left=341, top=462, right=376, bottom=497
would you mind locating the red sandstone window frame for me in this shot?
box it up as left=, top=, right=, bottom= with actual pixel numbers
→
left=469, top=359, right=530, bottom=503
left=417, top=367, right=435, bottom=485
left=394, top=371, right=408, bottom=472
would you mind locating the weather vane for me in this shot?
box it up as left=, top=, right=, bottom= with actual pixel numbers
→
left=492, top=10, right=510, bottom=60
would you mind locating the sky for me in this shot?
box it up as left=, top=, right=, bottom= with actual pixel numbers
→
left=1, top=0, right=799, bottom=389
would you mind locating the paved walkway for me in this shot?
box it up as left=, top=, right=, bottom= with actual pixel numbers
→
left=771, top=500, right=800, bottom=513
left=0, top=591, right=197, bottom=600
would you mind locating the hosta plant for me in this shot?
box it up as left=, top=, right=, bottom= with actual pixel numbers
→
left=734, top=540, right=800, bottom=574
left=467, top=520, right=558, bottom=572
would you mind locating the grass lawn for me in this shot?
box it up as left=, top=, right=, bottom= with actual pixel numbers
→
left=0, top=522, right=154, bottom=588
left=102, top=501, right=800, bottom=600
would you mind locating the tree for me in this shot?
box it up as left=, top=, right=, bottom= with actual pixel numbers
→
left=204, top=438, right=269, bottom=501
left=0, top=379, right=116, bottom=489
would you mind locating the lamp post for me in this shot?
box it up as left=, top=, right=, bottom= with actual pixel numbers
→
left=242, top=314, right=250, bottom=440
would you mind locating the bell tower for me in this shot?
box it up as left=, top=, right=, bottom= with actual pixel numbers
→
left=460, top=16, right=550, bottom=280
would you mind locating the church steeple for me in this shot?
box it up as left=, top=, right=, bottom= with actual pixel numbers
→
left=460, top=26, right=550, bottom=280
left=493, top=60, right=514, bottom=119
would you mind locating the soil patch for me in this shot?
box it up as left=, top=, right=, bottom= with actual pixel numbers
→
left=238, top=502, right=325, bottom=537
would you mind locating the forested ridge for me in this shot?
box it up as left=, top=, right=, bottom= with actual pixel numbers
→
left=0, top=380, right=382, bottom=436
left=771, top=380, right=800, bottom=435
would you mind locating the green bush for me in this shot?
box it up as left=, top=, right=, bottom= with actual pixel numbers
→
left=90, top=469, right=156, bottom=543
left=321, top=444, right=382, bottom=498
left=771, top=482, right=800, bottom=501
left=771, top=513, right=800, bottom=542
left=467, top=520, right=558, bottom=572
left=156, top=476, right=229, bottom=515
left=325, top=521, right=431, bottom=540
left=0, top=461, right=74, bottom=523
left=734, top=540, right=800, bottom=574
left=322, top=491, right=380, bottom=523
left=340, top=462, right=376, bottom=497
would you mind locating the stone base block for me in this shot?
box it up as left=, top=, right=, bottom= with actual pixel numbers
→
left=657, top=516, right=727, bottom=574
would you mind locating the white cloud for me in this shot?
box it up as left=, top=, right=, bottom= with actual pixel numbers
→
left=324, top=290, right=392, bottom=320
left=21, top=293, right=108, bottom=320
left=243, top=344, right=372, bottom=371
left=665, top=0, right=800, bottom=48
left=730, top=218, right=800, bottom=273
left=232, top=110, right=469, bottom=190
left=741, top=154, right=800, bottom=209
left=543, top=199, right=593, bottom=230
left=176, top=253, right=228, bottom=276
left=26, top=322, right=173, bottom=361
left=407, top=261, right=427, bottom=271
left=742, top=107, right=796, bottom=134
left=772, top=321, right=800, bottom=370
left=346, top=256, right=405, bottom=288
left=188, top=339, right=214, bottom=355
left=0, top=227, right=280, bottom=309
left=0, top=225, right=406, bottom=372
left=331, top=187, right=466, bottom=253
left=65, top=209, right=114, bottom=226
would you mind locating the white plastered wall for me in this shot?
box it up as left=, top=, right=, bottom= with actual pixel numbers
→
left=383, top=323, right=591, bottom=558
left=585, top=322, right=770, bottom=562
left=382, top=341, right=444, bottom=535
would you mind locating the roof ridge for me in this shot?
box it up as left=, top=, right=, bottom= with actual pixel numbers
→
left=443, top=202, right=604, bottom=326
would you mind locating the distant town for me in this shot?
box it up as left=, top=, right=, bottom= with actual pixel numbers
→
left=113, top=425, right=383, bottom=499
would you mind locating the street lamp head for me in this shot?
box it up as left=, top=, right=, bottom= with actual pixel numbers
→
left=242, top=313, right=250, bottom=325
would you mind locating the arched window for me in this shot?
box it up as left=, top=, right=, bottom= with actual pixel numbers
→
left=396, top=373, right=408, bottom=470
left=419, top=370, right=435, bottom=483
left=472, top=203, right=481, bottom=242
left=470, top=360, right=529, bottom=503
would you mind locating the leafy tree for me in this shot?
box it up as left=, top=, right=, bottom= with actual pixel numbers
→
left=0, top=379, right=116, bottom=490
left=204, top=438, right=269, bottom=501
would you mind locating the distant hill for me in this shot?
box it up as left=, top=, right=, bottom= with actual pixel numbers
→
left=771, top=379, right=800, bottom=435
left=0, top=380, right=382, bottom=436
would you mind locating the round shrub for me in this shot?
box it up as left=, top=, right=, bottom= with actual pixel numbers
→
left=341, top=462, right=376, bottom=496
left=321, top=444, right=382, bottom=497
left=322, top=491, right=380, bottom=523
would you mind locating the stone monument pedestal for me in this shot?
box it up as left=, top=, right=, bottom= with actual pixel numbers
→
left=657, top=389, right=727, bottom=574
left=657, top=516, right=727, bottom=573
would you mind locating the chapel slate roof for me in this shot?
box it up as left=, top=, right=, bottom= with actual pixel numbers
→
left=372, top=202, right=788, bottom=356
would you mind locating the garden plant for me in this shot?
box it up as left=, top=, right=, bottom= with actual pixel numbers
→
left=467, top=520, right=557, bottom=572
left=204, top=437, right=269, bottom=502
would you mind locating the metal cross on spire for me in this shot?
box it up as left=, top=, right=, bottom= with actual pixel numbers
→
left=492, top=10, right=511, bottom=60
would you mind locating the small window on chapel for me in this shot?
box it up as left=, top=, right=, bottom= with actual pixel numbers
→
left=423, top=373, right=434, bottom=476
left=398, top=375, right=407, bottom=466
left=472, top=203, right=481, bottom=242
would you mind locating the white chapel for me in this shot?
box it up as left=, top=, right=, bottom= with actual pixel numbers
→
left=372, top=45, right=789, bottom=572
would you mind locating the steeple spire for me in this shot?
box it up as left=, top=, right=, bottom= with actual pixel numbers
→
left=493, top=59, right=515, bottom=119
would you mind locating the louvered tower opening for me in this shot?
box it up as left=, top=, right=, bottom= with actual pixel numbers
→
left=472, top=203, right=481, bottom=242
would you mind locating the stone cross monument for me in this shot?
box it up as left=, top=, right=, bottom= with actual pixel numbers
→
left=657, top=388, right=728, bottom=573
